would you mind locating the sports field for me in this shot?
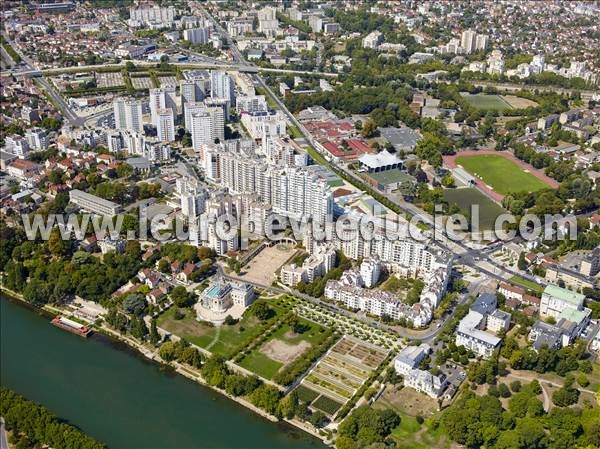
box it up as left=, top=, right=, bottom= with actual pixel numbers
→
left=443, top=188, right=506, bottom=230
left=455, top=154, right=549, bottom=195
left=462, top=94, right=513, bottom=112
left=367, top=169, right=414, bottom=186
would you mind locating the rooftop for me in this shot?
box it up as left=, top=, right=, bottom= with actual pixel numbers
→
left=543, top=284, right=585, bottom=306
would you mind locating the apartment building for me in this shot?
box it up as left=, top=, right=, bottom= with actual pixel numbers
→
left=113, top=98, right=143, bottom=133
left=280, top=244, right=336, bottom=286
left=455, top=294, right=504, bottom=358
left=540, top=284, right=585, bottom=318
left=69, top=189, right=120, bottom=216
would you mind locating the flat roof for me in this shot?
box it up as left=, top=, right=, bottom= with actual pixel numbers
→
left=379, top=127, right=422, bottom=150
left=69, top=189, right=120, bottom=210
left=543, top=284, right=585, bottom=306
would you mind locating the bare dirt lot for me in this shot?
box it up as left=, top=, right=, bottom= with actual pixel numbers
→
left=261, top=339, right=310, bottom=364
left=502, top=95, right=539, bottom=109
left=234, top=244, right=298, bottom=286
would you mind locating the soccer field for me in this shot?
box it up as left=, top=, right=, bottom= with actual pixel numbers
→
left=462, top=94, right=514, bottom=112
left=455, top=154, right=549, bottom=195
left=443, top=188, right=506, bottom=229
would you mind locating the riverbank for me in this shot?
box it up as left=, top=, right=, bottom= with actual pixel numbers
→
left=0, top=289, right=333, bottom=447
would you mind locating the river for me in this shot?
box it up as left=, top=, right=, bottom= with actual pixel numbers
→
left=0, top=295, right=327, bottom=449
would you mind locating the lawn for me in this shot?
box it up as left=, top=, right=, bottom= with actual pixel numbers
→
left=367, top=169, right=415, bottom=187
left=238, top=351, right=283, bottom=379
left=509, top=276, right=544, bottom=294
left=312, top=395, right=343, bottom=415
left=237, top=317, right=329, bottom=380
left=455, top=154, right=549, bottom=195
left=444, top=188, right=507, bottom=230
left=294, top=385, right=320, bottom=404
left=157, top=299, right=285, bottom=358
left=462, top=94, right=513, bottom=112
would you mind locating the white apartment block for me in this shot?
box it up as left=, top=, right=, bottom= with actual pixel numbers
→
left=156, top=109, right=175, bottom=142
left=143, top=141, right=171, bottom=162
left=4, top=135, right=30, bottom=158
left=540, top=284, right=585, bottom=319
left=190, top=106, right=224, bottom=149
left=210, top=71, right=235, bottom=106
left=69, top=189, right=120, bottom=216
left=257, top=6, right=279, bottom=37
left=280, top=244, right=336, bottom=286
left=360, top=256, right=382, bottom=288
left=455, top=294, right=503, bottom=358
left=176, top=176, right=207, bottom=218
left=363, top=31, right=383, bottom=49
left=183, top=27, right=210, bottom=44
left=129, top=5, right=175, bottom=26
left=240, top=111, right=287, bottom=141
left=404, top=369, right=448, bottom=399
left=149, top=87, right=177, bottom=126
left=325, top=259, right=449, bottom=328
left=113, top=98, right=143, bottom=133
left=236, top=95, right=268, bottom=114
left=25, top=128, right=48, bottom=151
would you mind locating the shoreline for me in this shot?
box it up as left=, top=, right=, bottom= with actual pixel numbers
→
left=0, top=288, right=333, bottom=447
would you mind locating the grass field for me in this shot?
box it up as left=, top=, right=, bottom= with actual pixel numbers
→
left=295, top=385, right=320, bottom=404
left=312, top=395, right=343, bottom=415
left=367, top=169, right=415, bottom=186
left=237, top=317, right=329, bottom=380
left=509, top=275, right=544, bottom=294
left=462, top=94, right=513, bottom=112
left=444, top=188, right=506, bottom=229
left=157, top=299, right=285, bottom=358
left=455, top=154, right=549, bottom=195
left=238, top=351, right=283, bottom=379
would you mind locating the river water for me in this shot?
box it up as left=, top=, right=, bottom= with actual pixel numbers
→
left=0, top=295, right=327, bottom=449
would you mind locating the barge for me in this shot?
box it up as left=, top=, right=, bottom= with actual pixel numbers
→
left=51, top=316, right=93, bottom=337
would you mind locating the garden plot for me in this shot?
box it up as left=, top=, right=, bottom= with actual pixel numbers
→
left=296, top=336, right=389, bottom=417
left=158, top=75, right=177, bottom=87
left=130, top=76, right=153, bottom=90
left=96, top=72, right=124, bottom=88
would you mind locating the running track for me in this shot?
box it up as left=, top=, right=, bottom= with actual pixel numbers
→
left=443, top=150, right=559, bottom=202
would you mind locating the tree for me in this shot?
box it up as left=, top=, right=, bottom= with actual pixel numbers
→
left=360, top=120, right=378, bottom=138
left=552, top=384, right=579, bottom=407
left=149, top=319, right=160, bottom=345
left=309, top=410, right=328, bottom=428
left=441, top=174, right=455, bottom=188
left=23, top=279, right=50, bottom=305
left=158, top=259, right=170, bottom=273
left=159, top=341, right=180, bottom=362
left=122, top=293, right=146, bottom=316
left=48, top=228, right=68, bottom=257
left=277, top=392, right=299, bottom=419
left=252, top=302, right=273, bottom=321
left=130, top=316, right=148, bottom=339
left=170, top=286, right=194, bottom=307
left=517, top=252, right=527, bottom=271
left=248, top=384, right=282, bottom=416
